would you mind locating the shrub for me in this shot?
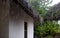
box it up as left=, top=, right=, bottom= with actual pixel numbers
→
left=34, top=21, right=59, bottom=38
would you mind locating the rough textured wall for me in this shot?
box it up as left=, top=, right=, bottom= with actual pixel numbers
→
left=9, top=1, right=34, bottom=38
left=9, top=1, right=24, bottom=38
left=0, top=0, right=10, bottom=38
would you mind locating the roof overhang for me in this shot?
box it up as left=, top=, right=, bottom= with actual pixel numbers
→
left=12, top=0, right=40, bottom=22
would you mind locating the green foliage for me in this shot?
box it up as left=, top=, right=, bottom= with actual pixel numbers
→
left=34, top=21, right=59, bottom=38
left=29, top=0, right=52, bottom=17
left=47, top=4, right=60, bottom=19
left=28, top=0, right=60, bottom=38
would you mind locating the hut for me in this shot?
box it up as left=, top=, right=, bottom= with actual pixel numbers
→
left=0, top=0, right=40, bottom=38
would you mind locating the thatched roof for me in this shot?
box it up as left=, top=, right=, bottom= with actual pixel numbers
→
left=44, top=2, right=60, bottom=21
left=11, top=0, right=41, bottom=23
left=10, top=0, right=41, bottom=23
left=12, top=0, right=40, bottom=20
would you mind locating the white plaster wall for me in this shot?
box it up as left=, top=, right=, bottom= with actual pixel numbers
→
left=24, top=12, right=34, bottom=38
left=9, top=8, right=24, bottom=38
left=9, top=19, right=24, bottom=38
left=27, top=21, right=34, bottom=38
left=9, top=8, right=34, bottom=38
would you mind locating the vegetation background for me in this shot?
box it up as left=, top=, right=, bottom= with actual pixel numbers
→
left=29, top=0, right=60, bottom=38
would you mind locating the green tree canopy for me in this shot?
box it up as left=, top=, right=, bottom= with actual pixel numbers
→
left=29, top=0, right=52, bottom=17
left=44, top=3, right=60, bottom=21
left=34, top=21, right=59, bottom=38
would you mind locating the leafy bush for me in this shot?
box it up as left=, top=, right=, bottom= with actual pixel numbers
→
left=34, top=21, right=59, bottom=38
